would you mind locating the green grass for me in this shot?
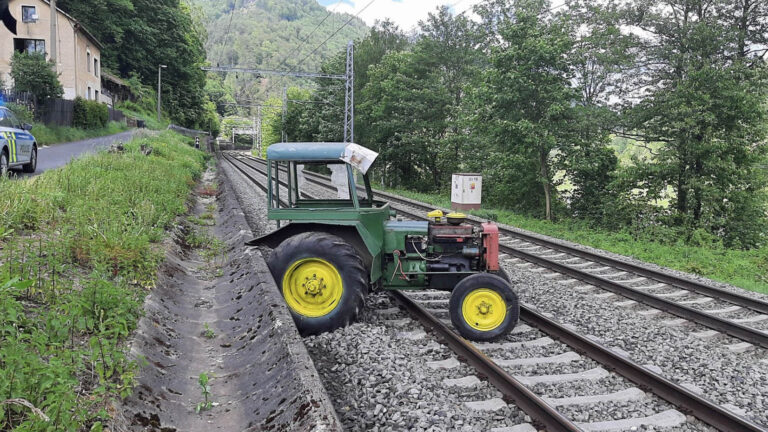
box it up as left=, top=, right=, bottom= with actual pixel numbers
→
left=31, top=121, right=129, bottom=146
left=116, top=101, right=169, bottom=130
left=0, top=131, right=206, bottom=430
left=384, top=187, right=768, bottom=295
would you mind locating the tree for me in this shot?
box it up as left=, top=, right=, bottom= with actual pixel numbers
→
left=472, top=0, right=577, bottom=220
left=10, top=52, right=63, bottom=105
left=413, top=6, right=485, bottom=185
left=621, top=0, right=768, bottom=247
left=361, top=50, right=452, bottom=190
left=559, top=0, right=633, bottom=222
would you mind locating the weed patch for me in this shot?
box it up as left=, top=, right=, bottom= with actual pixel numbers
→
left=0, top=131, right=205, bottom=429
left=31, top=121, right=129, bottom=146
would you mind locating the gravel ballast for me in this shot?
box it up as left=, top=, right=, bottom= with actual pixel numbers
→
left=222, top=152, right=767, bottom=430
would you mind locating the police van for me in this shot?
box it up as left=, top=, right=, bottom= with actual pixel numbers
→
left=0, top=106, right=37, bottom=176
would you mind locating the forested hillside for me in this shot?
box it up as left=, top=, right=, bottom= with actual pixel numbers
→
left=56, top=0, right=211, bottom=128
left=192, top=0, right=369, bottom=106
left=268, top=0, right=768, bottom=254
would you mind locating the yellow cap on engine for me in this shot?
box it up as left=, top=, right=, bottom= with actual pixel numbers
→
left=427, top=209, right=444, bottom=223
left=446, top=212, right=467, bottom=225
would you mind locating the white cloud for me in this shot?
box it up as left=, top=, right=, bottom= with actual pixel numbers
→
left=320, top=0, right=485, bottom=32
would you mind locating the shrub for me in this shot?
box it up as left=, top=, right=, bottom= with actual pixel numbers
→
left=6, top=102, right=34, bottom=124
left=73, top=97, right=109, bottom=129
left=10, top=52, right=63, bottom=105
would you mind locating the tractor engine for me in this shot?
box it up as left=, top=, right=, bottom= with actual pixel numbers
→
left=382, top=211, right=501, bottom=290
left=422, top=211, right=500, bottom=290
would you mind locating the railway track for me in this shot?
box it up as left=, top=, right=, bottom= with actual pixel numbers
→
left=221, top=152, right=766, bottom=431
left=236, top=152, right=768, bottom=352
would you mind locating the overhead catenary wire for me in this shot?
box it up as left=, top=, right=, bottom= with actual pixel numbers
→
left=216, top=2, right=237, bottom=67
left=261, top=0, right=377, bottom=99
left=264, top=2, right=342, bottom=94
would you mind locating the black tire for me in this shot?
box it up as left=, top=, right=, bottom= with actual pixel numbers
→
left=492, top=268, right=510, bottom=283
left=267, top=232, right=368, bottom=335
left=449, top=273, right=519, bottom=342
left=0, top=150, right=8, bottom=177
left=22, top=147, right=36, bottom=173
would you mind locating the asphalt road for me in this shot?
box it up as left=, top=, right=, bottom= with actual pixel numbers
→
left=13, top=129, right=140, bottom=178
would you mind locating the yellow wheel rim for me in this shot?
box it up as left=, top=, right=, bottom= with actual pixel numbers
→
left=461, top=288, right=507, bottom=331
left=282, top=258, right=343, bottom=318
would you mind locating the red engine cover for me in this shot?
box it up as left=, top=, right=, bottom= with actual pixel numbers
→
left=481, top=222, right=500, bottom=271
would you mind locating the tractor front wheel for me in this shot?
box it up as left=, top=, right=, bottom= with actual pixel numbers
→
left=267, top=232, right=368, bottom=336
left=449, top=273, right=519, bottom=342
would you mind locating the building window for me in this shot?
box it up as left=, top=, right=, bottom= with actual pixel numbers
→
left=87, top=87, right=92, bottom=100
left=94, top=58, right=99, bottom=77
left=21, top=6, right=37, bottom=23
left=95, top=90, right=99, bottom=101
left=87, top=51, right=91, bottom=72
left=13, top=38, right=45, bottom=55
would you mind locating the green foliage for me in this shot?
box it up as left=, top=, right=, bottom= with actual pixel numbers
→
left=30, top=122, right=127, bottom=146
left=471, top=0, right=579, bottom=221
left=5, top=103, right=33, bottom=124
left=621, top=0, right=768, bottom=248
left=9, top=52, right=63, bottom=105
left=116, top=101, right=168, bottom=130
left=202, top=323, right=216, bottom=339
left=73, top=97, right=109, bottom=130
left=0, top=131, right=205, bottom=429
left=195, top=372, right=212, bottom=413
left=192, top=0, right=368, bottom=103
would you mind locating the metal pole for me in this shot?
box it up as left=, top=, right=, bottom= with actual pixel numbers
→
left=157, top=65, right=166, bottom=123
left=281, top=86, right=287, bottom=143
left=49, top=0, right=57, bottom=64
left=257, top=106, right=262, bottom=157
left=343, top=41, right=354, bottom=143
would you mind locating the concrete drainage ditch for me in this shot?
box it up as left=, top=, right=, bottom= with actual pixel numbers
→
left=119, top=165, right=341, bottom=431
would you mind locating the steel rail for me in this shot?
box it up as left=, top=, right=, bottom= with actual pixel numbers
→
left=234, top=154, right=768, bottom=346
left=521, top=305, right=767, bottom=432
left=244, top=154, right=768, bottom=316
left=226, top=152, right=767, bottom=432
left=237, top=155, right=768, bottom=341
left=500, top=243, right=768, bottom=349
left=391, top=291, right=582, bottom=432
left=385, top=199, right=768, bottom=350
left=494, top=230, right=768, bottom=316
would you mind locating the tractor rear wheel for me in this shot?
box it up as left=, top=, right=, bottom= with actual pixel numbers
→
left=267, top=232, right=368, bottom=336
left=449, top=273, right=519, bottom=342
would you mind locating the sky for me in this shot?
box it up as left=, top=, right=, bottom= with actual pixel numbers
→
left=316, top=0, right=486, bottom=32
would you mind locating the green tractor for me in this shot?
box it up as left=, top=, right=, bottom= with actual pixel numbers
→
left=247, top=142, right=519, bottom=341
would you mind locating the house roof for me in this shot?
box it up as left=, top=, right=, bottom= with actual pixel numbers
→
left=40, top=0, right=103, bottom=50
left=102, top=72, right=127, bottom=87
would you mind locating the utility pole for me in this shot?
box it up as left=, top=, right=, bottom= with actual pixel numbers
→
left=343, top=40, right=354, bottom=143
left=157, top=64, right=167, bottom=123
left=252, top=115, right=256, bottom=151
left=281, top=86, right=287, bottom=143
left=49, top=0, right=57, bottom=64
left=256, top=106, right=262, bottom=156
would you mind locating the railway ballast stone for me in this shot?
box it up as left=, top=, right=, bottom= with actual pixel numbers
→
left=119, top=165, right=340, bottom=431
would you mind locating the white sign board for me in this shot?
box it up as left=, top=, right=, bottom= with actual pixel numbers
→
left=451, top=174, right=482, bottom=205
